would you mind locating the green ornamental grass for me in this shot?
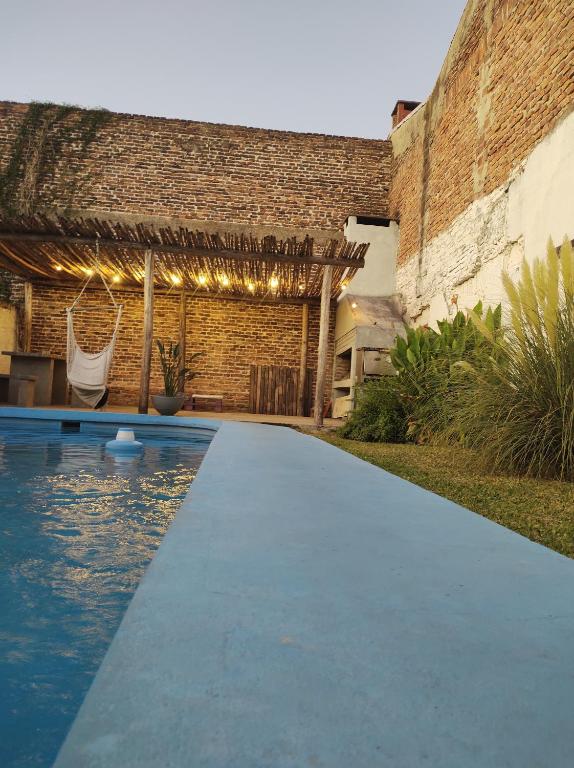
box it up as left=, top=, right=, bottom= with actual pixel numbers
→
left=455, top=237, right=574, bottom=480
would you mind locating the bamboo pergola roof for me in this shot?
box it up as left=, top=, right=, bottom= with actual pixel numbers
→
left=0, top=214, right=368, bottom=299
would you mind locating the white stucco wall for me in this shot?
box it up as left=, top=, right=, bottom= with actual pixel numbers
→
left=397, top=109, right=574, bottom=326
left=343, top=217, right=398, bottom=298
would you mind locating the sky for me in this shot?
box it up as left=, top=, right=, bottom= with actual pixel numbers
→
left=2, top=0, right=467, bottom=139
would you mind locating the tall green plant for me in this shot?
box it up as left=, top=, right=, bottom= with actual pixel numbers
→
left=339, top=303, right=500, bottom=444
left=455, top=237, right=574, bottom=480
left=339, top=377, right=407, bottom=443
left=156, top=340, right=202, bottom=397
left=390, top=303, right=500, bottom=442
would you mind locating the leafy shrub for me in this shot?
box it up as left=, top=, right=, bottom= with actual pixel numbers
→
left=391, top=303, right=500, bottom=443
left=453, top=238, right=574, bottom=480
left=339, top=303, right=500, bottom=444
left=339, top=377, right=407, bottom=443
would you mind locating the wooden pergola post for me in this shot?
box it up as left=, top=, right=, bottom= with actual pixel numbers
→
left=297, top=302, right=309, bottom=416
left=22, top=281, right=33, bottom=352
left=178, top=289, right=187, bottom=377
left=138, top=250, right=154, bottom=414
left=313, top=266, right=333, bottom=428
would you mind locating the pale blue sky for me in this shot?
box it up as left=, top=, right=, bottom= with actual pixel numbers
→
left=2, top=0, right=467, bottom=138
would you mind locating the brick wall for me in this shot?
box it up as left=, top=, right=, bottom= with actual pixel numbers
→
left=389, top=0, right=574, bottom=266
left=0, top=102, right=390, bottom=231
left=30, top=284, right=334, bottom=412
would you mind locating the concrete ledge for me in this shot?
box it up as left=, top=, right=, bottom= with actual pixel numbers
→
left=54, top=423, right=574, bottom=767
left=0, top=406, right=219, bottom=433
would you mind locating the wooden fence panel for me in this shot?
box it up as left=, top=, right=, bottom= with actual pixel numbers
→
left=249, top=365, right=312, bottom=416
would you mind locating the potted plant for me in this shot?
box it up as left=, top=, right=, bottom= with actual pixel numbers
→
left=152, top=340, right=202, bottom=416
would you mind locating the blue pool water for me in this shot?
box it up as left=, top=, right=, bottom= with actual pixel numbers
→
left=0, top=418, right=211, bottom=767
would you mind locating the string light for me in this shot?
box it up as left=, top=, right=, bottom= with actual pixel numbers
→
left=198, top=275, right=207, bottom=286
left=112, top=274, right=121, bottom=284
left=269, top=276, right=279, bottom=289
left=220, top=275, right=230, bottom=287
left=351, top=301, right=358, bottom=309
left=247, top=282, right=255, bottom=292
left=84, top=267, right=94, bottom=277
left=298, top=283, right=305, bottom=291
left=54, top=264, right=62, bottom=272
left=170, top=274, right=182, bottom=286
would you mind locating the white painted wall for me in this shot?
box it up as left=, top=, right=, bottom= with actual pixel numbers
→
left=343, top=217, right=398, bottom=298
left=397, top=110, right=574, bottom=326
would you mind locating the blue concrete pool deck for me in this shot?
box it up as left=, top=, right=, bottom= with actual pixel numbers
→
left=3, top=412, right=572, bottom=766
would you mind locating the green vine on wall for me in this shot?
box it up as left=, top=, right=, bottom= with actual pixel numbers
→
left=0, top=101, right=112, bottom=216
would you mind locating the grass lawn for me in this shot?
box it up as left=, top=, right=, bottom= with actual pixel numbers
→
left=311, top=432, right=574, bottom=559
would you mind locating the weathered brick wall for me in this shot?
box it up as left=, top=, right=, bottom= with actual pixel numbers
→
left=0, top=102, right=390, bottom=231
left=30, top=284, right=334, bottom=411
left=0, top=103, right=382, bottom=410
left=390, top=0, right=574, bottom=266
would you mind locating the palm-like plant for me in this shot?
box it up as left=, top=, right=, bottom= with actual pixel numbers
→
left=156, top=340, right=202, bottom=397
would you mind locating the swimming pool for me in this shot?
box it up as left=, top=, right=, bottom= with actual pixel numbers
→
left=0, top=417, right=212, bottom=768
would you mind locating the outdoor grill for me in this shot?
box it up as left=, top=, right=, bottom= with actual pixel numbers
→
left=331, top=294, right=405, bottom=418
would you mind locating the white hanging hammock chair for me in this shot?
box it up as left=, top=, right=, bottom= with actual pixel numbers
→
left=66, top=244, right=123, bottom=408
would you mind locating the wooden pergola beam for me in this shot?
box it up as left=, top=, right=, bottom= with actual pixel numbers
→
left=298, top=302, right=309, bottom=417
left=138, top=250, right=154, bottom=414
left=178, top=290, right=187, bottom=378
left=23, top=282, right=33, bottom=353
left=314, top=265, right=333, bottom=428
left=26, top=278, right=326, bottom=305
left=0, top=231, right=365, bottom=268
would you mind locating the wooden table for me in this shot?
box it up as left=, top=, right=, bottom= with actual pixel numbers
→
left=2, top=351, right=67, bottom=406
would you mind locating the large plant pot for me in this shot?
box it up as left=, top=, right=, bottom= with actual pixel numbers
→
left=151, top=393, right=186, bottom=416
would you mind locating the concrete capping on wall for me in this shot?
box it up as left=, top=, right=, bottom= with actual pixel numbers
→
left=0, top=99, right=387, bottom=145
left=390, top=0, right=486, bottom=158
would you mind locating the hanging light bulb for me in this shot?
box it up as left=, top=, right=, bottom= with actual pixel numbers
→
left=198, top=274, right=207, bottom=286
left=269, top=276, right=279, bottom=289
left=54, top=264, right=62, bottom=272
left=341, top=281, right=349, bottom=290
left=112, top=274, right=121, bottom=284
left=170, top=273, right=182, bottom=286
left=84, top=267, right=94, bottom=277
left=220, top=274, right=230, bottom=287
left=351, top=301, right=358, bottom=309
left=247, top=282, right=255, bottom=293
left=298, top=283, right=305, bottom=291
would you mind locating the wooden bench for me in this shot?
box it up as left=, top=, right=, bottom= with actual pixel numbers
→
left=184, top=394, right=224, bottom=413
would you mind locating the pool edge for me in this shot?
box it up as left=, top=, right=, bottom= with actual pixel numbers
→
left=0, top=406, right=220, bottom=433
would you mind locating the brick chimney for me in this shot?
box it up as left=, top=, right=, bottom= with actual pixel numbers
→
left=391, top=100, right=421, bottom=129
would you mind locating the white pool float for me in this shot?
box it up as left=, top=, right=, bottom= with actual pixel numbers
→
left=105, top=428, right=143, bottom=454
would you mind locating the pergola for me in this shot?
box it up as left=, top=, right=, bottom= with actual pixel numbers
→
left=0, top=213, right=368, bottom=426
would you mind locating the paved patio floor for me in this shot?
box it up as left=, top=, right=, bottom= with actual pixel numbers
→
left=33, top=403, right=340, bottom=429
left=55, top=422, right=574, bottom=767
